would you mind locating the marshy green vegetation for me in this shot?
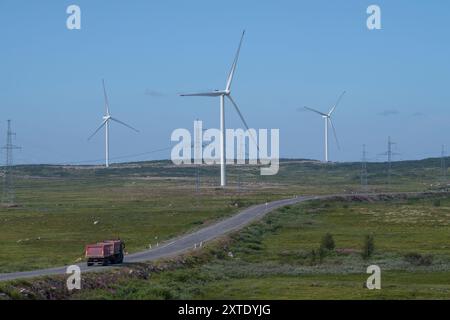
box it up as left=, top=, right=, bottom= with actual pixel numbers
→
left=66, top=195, right=450, bottom=300
left=0, top=158, right=450, bottom=299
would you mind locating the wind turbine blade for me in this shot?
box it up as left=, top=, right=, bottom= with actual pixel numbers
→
left=102, top=79, right=110, bottom=115
left=227, top=95, right=259, bottom=150
left=328, top=118, right=340, bottom=150
left=227, top=95, right=250, bottom=131
left=226, top=30, right=245, bottom=91
left=110, top=117, right=139, bottom=133
left=328, top=91, right=346, bottom=116
left=179, top=91, right=223, bottom=97
left=304, top=106, right=328, bottom=117
left=88, top=119, right=107, bottom=141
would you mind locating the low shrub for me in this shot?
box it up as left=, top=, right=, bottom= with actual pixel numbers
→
left=362, top=234, right=375, bottom=259
left=404, top=252, right=433, bottom=266
left=320, top=233, right=335, bottom=251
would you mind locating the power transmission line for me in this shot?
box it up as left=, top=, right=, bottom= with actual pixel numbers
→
left=61, top=146, right=173, bottom=165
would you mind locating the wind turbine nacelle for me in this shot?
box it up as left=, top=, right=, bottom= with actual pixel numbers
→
left=215, top=90, right=229, bottom=95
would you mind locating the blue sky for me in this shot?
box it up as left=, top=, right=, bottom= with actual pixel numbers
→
left=0, top=0, right=449, bottom=164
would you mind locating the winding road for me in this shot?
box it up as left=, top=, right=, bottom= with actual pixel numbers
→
left=0, top=194, right=325, bottom=282
left=0, top=191, right=441, bottom=283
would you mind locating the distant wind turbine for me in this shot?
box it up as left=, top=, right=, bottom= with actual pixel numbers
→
left=180, top=30, right=255, bottom=187
left=304, top=91, right=346, bottom=162
left=88, top=79, right=139, bottom=168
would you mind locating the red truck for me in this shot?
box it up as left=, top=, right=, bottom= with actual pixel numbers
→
left=85, top=240, right=125, bottom=266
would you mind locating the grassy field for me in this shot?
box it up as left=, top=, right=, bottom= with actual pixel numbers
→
left=0, top=157, right=449, bottom=281
left=61, top=194, right=450, bottom=300
left=0, top=175, right=282, bottom=273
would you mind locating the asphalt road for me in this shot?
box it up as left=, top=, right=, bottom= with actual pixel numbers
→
left=0, top=195, right=320, bottom=282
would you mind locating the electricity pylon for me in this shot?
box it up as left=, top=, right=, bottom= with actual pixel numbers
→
left=379, top=136, right=399, bottom=185
left=2, top=120, right=21, bottom=206
left=360, top=144, right=368, bottom=191
left=193, top=120, right=208, bottom=194
left=441, top=145, right=447, bottom=186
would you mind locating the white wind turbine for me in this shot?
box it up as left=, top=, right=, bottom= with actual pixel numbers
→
left=304, top=91, right=346, bottom=163
left=180, top=30, right=255, bottom=187
left=88, top=79, right=139, bottom=168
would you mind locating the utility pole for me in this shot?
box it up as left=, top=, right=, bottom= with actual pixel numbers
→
left=441, top=145, right=447, bottom=186
left=360, top=144, right=368, bottom=191
left=2, top=120, right=21, bottom=206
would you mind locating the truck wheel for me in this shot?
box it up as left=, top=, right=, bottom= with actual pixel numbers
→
left=102, top=260, right=109, bottom=266
left=87, top=262, right=93, bottom=267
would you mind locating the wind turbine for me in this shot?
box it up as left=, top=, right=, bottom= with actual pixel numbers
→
left=88, top=79, right=139, bottom=168
left=304, top=91, right=346, bottom=163
left=180, top=30, right=254, bottom=187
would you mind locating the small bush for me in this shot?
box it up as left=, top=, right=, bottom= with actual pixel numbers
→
left=246, top=243, right=262, bottom=251
left=309, top=249, right=317, bottom=265
left=362, top=234, right=375, bottom=259
left=318, top=247, right=327, bottom=264
left=404, top=252, right=433, bottom=266
left=320, top=233, right=335, bottom=251
left=231, top=199, right=245, bottom=207
left=432, top=199, right=441, bottom=207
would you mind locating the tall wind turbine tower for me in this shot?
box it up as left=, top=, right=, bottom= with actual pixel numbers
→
left=304, top=91, right=346, bottom=162
left=2, top=120, right=20, bottom=206
left=180, top=31, right=256, bottom=187
left=88, top=79, right=139, bottom=167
